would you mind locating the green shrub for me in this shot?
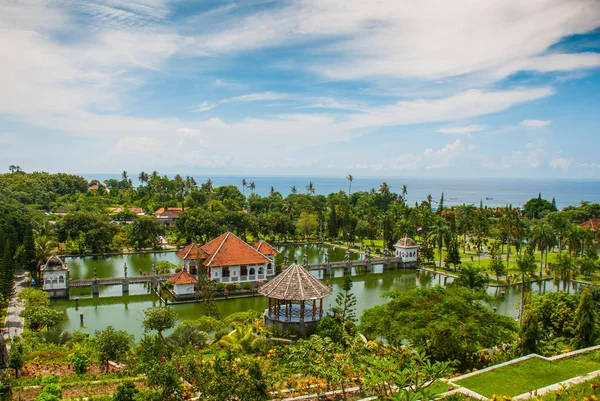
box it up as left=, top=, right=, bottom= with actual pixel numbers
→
left=70, top=349, right=91, bottom=374
left=215, top=282, right=225, bottom=291
left=241, top=282, right=253, bottom=289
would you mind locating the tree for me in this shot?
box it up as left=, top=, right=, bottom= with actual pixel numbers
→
left=18, top=288, right=63, bottom=331
left=515, top=308, right=542, bottom=356
left=552, top=253, right=577, bottom=292
left=360, top=286, right=517, bottom=367
left=327, top=204, right=338, bottom=239
left=346, top=174, right=353, bottom=195
left=142, top=306, right=177, bottom=341
left=7, top=347, right=23, bottom=378
left=332, top=275, right=357, bottom=325
left=306, top=181, right=315, bottom=195
left=248, top=181, right=256, bottom=194
left=572, top=288, right=597, bottom=349
left=241, top=178, right=247, bottom=195
left=454, top=264, right=489, bottom=293
left=296, top=212, right=318, bottom=240
left=145, top=360, right=183, bottom=401
left=126, top=217, right=164, bottom=249
left=444, top=235, right=461, bottom=269
left=488, top=243, right=507, bottom=282
left=290, top=185, right=297, bottom=194
left=168, top=320, right=210, bottom=350
left=516, top=252, right=537, bottom=326
left=94, top=326, right=133, bottom=372
left=112, top=382, right=139, bottom=401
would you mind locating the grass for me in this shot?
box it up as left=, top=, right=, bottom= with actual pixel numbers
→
left=454, top=351, right=600, bottom=398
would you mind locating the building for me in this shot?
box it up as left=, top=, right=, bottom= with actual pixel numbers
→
left=41, top=253, right=69, bottom=298
left=259, top=262, right=332, bottom=337
left=169, top=268, right=198, bottom=300
left=253, top=240, right=280, bottom=273
left=177, top=232, right=277, bottom=283
left=154, top=207, right=183, bottom=224
left=394, top=236, right=419, bottom=268
left=580, top=218, right=600, bottom=243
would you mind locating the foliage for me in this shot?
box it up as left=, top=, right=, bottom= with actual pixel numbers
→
left=331, top=275, right=357, bottom=325
left=18, top=288, right=64, bottom=331
left=572, top=288, right=598, bottom=349
left=112, top=382, right=139, bottom=401
left=70, top=348, right=91, bottom=374
left=454, top=264, right=489, bottom=293
left=360, top=286, right=518, bottom=368
left=515, top=308, right=542, bottom=356
left=142, top=307, right=177, bottom=340
left=315, top=316, right=346, bottom=344
left=7, top=348, right=23, bottom=378
left=94, top=326, right=134, bottom=371
left=195, top=351, right=268, bottom=401
left=126, top=217, right=164, bottom=249
left=56, top=211, right=118, bottom=252
left=168, top=321, right=210, bottom=350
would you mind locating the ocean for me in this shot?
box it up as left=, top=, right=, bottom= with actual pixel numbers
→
left=83, top=174, right=600, bottom=209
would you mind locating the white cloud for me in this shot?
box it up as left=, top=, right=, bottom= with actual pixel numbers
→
left=520, top=119, right=552, bottom=128
left=580, top=162, right=600, bottom=169
left=527, top=149, right=544, bottom=168
left=220, top=92, right=288, bottom=103
left=436, top=124, right=486, bottom=135
left=526, top=138, right=546, bottom=148
left=192, top=101, right=216, bottom=112
left=482, top=151, right=525, bottom=169
left=302, top=97, right=364, bottom=111
left=378, top=140, right=465, bottom=170
left=344, top=87, right=553, bottom=129
left=190, top=0, right=600, bottom=81
left=549, top=157, right=573, bottom=169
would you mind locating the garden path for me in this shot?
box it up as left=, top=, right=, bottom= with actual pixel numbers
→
left=3, top=268, right=27, bottom=346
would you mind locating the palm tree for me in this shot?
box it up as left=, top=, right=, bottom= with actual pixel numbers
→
left=269, top=186, right=276, bottom=197
left=306, top=182, right=315, bottom=195
left=398, top=184, right=408, bottom=203
left=248, top=181, right=256, bottom=194
left=346, top=174, right=354, bottom=195
left=426, top=194, right=433, bottom=209
left=379, top=182, right=390, bottom=196
left=516, top=252, right=537, bottom=326
left=531, top=224, right=554, bottom=277
left=218, top=324, right=261, bottom=354
left=552, top=254, right=576, bottom=292
left=290, top=185, right=297, bottom=195
left=242, top=178, right=247, bottom=195
left=500, top=207, right=520, bottom=269
left=430, top=220, right=449, bottom=269
left=456, top=204, right=475, bottom=253
left=138, top=172, right=148, bottom=186
left=121, top=170, right=129, bottom=181
left=455, top=264, right=489, bottom=293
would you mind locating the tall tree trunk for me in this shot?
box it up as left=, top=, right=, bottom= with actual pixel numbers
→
left=519, top=275, right=525, bottom=326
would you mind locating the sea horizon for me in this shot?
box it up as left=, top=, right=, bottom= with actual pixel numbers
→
left=81, top=173, right=600, bottom=209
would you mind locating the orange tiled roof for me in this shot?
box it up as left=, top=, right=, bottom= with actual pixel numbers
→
left=201, top=232, right=271, bottom=267
left=580, top=218, right=600, bottom=232
left=177, top=242, right=209, bottom=260
left=170, top=269, right=198, bottom=285
left=88, top=184, right=99, bottom=191
left=154, top=207, right=183, bottom=218
left=253, top=240, right=279, bottom=256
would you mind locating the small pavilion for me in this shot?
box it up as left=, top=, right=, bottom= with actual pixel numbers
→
left=41, top=253, right=69, bottom=298
left=169, top=268, right=198, bottom=300
left=394, top=235, right=419, bottom=268
left=258, top=262, right=332, bottom=336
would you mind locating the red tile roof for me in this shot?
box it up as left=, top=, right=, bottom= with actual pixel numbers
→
left=88, top=184, right=99, bottom=191
left=154, top=207, right=183, bottom=216
left=253, top=240, right=279, bottom=256
left=580, top=218, right=600, bottom=232
left=201, top=232, right=271, bottom=267
left=177, top=242, right=209, bottom=260
left=170, top=269, right=198, bottom=285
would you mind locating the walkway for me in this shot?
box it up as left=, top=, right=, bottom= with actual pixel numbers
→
left=3, top=268, right=27, bottom=343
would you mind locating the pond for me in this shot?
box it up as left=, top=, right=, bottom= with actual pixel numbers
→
left=51, top=245, right=581, bottom=338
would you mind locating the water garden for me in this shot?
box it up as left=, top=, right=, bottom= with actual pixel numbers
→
left=47, top=244, right=580, bottom=338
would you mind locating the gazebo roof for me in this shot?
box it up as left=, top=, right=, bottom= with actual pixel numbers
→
left=258, top=263, right=332, bottom=301
left=170, top=269, right=198, bottom=285
left=42, top=253, right=68, bottom=272
left=395, top=236, right=417, bottom=248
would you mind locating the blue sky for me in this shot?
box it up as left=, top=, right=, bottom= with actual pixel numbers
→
left=1, top=0, right=600, bottom=178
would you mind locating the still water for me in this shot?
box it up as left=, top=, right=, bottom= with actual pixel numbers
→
left=52, top=246, right=580, bottom=338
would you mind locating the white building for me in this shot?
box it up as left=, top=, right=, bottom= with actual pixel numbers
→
left=169, top=268, right=197, bottom=300
left=394, top=236, right=419, bottom=268
left=41, top=253, right=69, bottom=298
left=178, top=232, right=278, bottom=283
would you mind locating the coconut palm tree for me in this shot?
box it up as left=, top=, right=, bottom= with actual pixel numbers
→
left=552, top=254, right=577, bottom=292
left=290, top=185, right=297, bottom=194
left=242, top=178, right=247, bottom=195
left=346, top=174, right=354, bottom=195
left=248, top=181, right=256, bottom=194
left=531, top=224, right=554, bottom=277
left=138, top=171, right=148, bottom=187
left=430, top=219, right=449, bottom=269
left=500, top=207, right=520, bottom=269
left=516, top=252, right=537, bottom=326
left=379, top=182, right=390, bottom=196
left=306, top=182, right=315, bottom=195
left=455, top=264, right=489, bottom=293
left=121, top=170, right=129, bottom=181
left=398, top=184, right=408, bottom=203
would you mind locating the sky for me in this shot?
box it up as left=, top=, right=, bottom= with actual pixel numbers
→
left=1, top=0, right=600, bottom=179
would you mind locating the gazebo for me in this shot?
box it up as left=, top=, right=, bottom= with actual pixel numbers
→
left=258, top=262, right=332, bottom=336
left=394, top=235, right=419, bottom=268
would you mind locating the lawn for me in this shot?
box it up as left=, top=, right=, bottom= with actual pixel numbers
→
left=454, top=351, right=600, bottom=398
